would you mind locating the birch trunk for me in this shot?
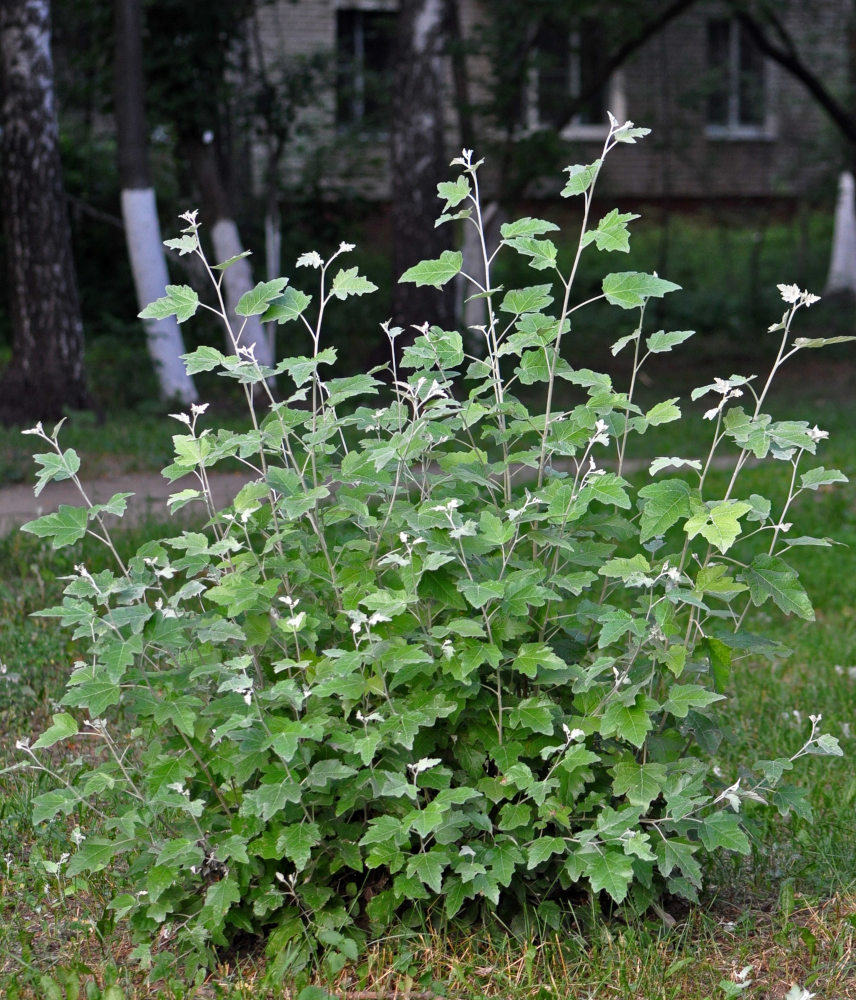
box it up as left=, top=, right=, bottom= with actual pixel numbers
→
left=0, top=0, right=89, bottom=423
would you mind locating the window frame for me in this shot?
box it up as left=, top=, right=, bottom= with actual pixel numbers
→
left=705, top=17, right=775, bottom=141
left=334, top=2, right=398, bottom=130
left=522, top=21, right=626, bottom=138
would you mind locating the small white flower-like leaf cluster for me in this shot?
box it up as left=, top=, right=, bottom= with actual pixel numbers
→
left=703, top=377, right=744, bottom=421
left=777, top=283, right=820, bottom=307
left=407, top=757, right=442, bottom=776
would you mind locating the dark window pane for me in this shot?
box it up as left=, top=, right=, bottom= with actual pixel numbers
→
left=336, top=10, right=396, bottom=127
left=577, top=18, right=607, bottom=125
left=737, top=22, right=765, bottom=125
left=706, top=18, right=731, bottom=126
left=534, top=16, right=608, bottom=129
left=535, top=17, right=571, bottom=128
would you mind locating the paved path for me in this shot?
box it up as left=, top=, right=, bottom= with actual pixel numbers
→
left=0, top=471, right=248, bottom=536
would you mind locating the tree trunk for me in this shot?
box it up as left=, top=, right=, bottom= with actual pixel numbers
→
left=390, top=0, right=456, bottom=334
left=0, top=0, right=89, bottom=425
left=184, top=137, right=276, bottom=370
left=826, top=172, right=856, bottom=297
left=114, top=0, right=197, bottom=404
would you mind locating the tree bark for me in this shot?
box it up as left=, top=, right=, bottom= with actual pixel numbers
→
left=0, top=0, right=89, bottom=425
left=114, top=0, right=197, bottom=404
left=391, top=0, right=456, bottom=334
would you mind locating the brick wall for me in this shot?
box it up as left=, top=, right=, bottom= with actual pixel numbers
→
left=251, top=0, right=850, bottom=202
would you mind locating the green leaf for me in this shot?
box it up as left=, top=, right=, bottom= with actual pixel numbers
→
left=500, top=217, right=560, bottom=239
left=164, top=233, right=199, bottom=255
left=498, top=802, right=532, bottom=831
left=21, top=505, right=88, bottom=548
left=511, top=643, right=566, bottom=679
left=212, top=249, right=252, bottom=270
left=697, top=812, right=750, bottom=854
left=139, top=284, right=199, bottom=323
left=32, top=713, right=78, bottom=750
left=263, top=286, right=313, bottom=324
left=200, top=876, right=240, bottom=933
left=66, top=837, right=133, bottom=877
left=800, top=467, right=848, bottom=490
left=739, top=554, right=814, bottom=620
left=663, top=684, right=725, bottom=719
left=437, top=175, right=471, bottom=209
left=406, top=851, right=447, bottom=893
left=561, top=161, right=602, bottom=196
left=507, top=697, right=555, bottom=736
left=598, top=555, right=651, bottom=582
left=585, top=848, right=634, bottom=902
left=588, top=209, right=639, bottom=253
left=646, top=329, right=695, bottom=353
left=808, top=733, right=844, bottom=757
left=277, top=822, right=321, bottom=871
left=240, top=775, right=301, bottom=821
left=793, top=335, right=856, bottom=349
left=500, top=284, right=554, bottom=315
left=89, top=492, right=134, bottom=518
left=331, top=266, right=378, bottom=300
left=236, top=278, right=288, bottom=316
left=584, top=472, right=632, bottom=509
left=611, top=762, right=667, bottom=808
left=488, top=842, right=523, bottom=886
left=401, top=326, right=464, bottom=370
left=503, top=237, right=558, bottom=271
left=648, top=457, right=702, bottom=476
left=656, top=838, right=701, bottom=884
left=600, top=698, right=653, bottom=748
left=645, top=398, right=681, bottom=426
left=596, top=609, right=645, bottom=648
left=399, top=250, right=462, bottom=288
left=31, top=787, right=80, bottom=824
left=63, top=662, right=121, bottom=715
left=611, top=332, right=638, bottom=356
left=32, top=449, right=80, bottom=496
left=457, top=579, right=504, bottom=609
left=182, top=345, right=227, bottom=374
left=612, top=120, right=651, bottom=143
left=602, top=272, right=681, bottom=310
left=684, top=501, right=752, bottom=554
left=526, top=837, right=567, bottom=869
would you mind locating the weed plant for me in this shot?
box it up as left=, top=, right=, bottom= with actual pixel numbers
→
left=9, top=116, right=853, bottom=985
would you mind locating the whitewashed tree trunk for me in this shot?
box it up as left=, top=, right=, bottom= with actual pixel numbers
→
left=121, top=188, right=198, bottom=403
left=211, top=217, right=275, bottom=368
left=825, top=171, right=856, bottom=296
left=114, top=0, right=196, bottom=405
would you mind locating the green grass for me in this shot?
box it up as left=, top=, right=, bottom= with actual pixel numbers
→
left=2, top=367, right=856, bottom=998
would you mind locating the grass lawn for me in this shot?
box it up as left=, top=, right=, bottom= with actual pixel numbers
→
left=1, top=355, right=855, bottom=999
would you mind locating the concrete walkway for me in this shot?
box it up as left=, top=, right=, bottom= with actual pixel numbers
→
left=0, top=471, right=248, bottom=536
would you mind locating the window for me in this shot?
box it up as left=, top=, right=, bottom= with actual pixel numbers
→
left=706, top=18, right=769, bottom=136
left=335, top=8, right=397, bottom=128
left=525, top=17, right=622, bottom=135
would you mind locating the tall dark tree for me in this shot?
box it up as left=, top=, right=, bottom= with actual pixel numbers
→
left=390, top=0, right=456, bottom=333
left=0, top=0, right=89, bottom=424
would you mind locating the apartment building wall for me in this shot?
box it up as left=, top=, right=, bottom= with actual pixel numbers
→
left=250, top=0, right=850, bottom=202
